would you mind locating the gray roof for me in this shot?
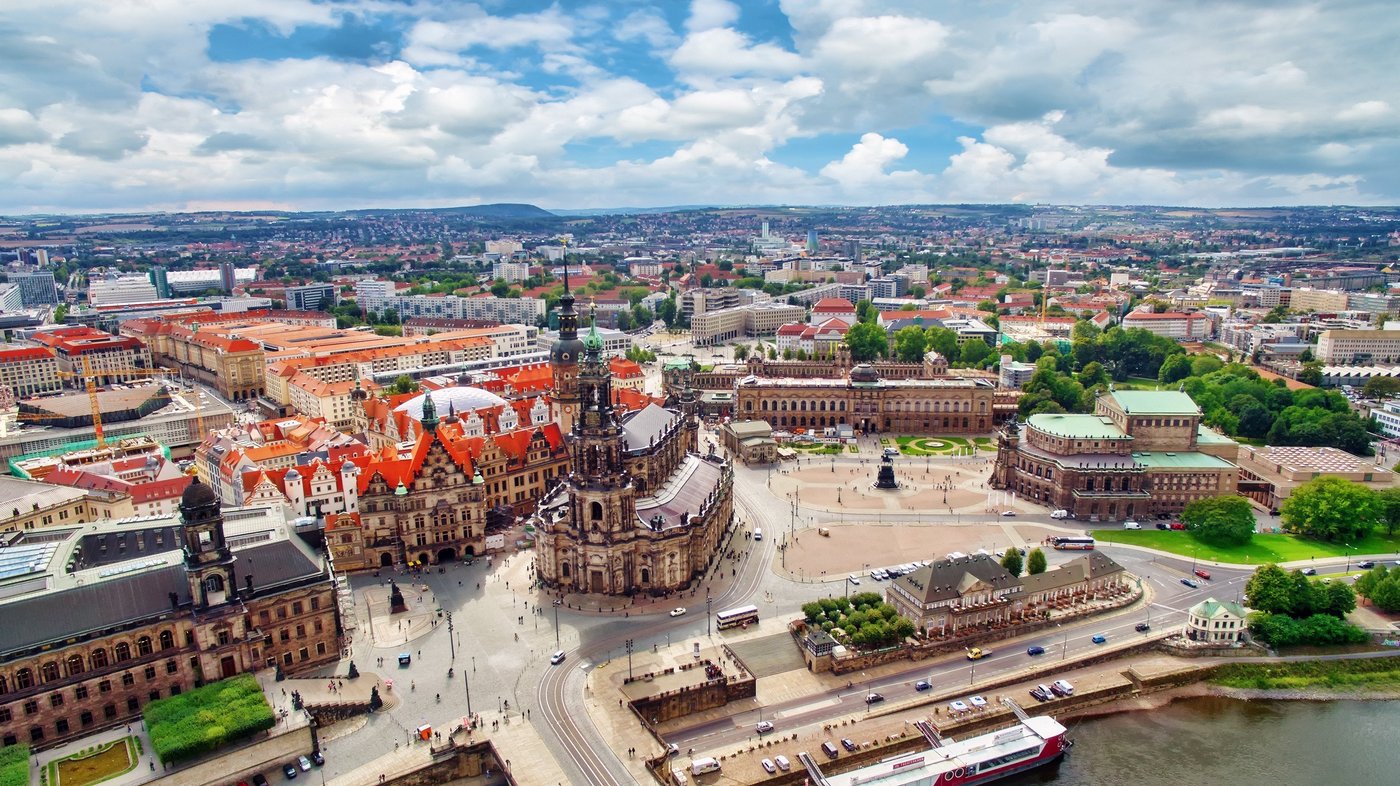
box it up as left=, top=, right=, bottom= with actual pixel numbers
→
left=621, top=403, right=681, bottom=451
left=893, top=554, right=1021, bottom=604
left=0, top=538, right=323, bottom=657
left=1018, top=552, right=1124, bottom=595
left=635, top=455, right=724, bottom=531
left=75, top=527, right=183, bottom=571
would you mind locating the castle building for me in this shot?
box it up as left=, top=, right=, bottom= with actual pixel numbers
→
left=0, top=481, right=340, bottom=750
left=991, top=390, right=1240, bottom=521
left=533, top=312, right=733, bottom=596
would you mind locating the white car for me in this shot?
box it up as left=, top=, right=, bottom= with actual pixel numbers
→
left=948, top=700, right=969, bottom=712
left=669, top=607, right=687, bottom=617
left=756, top=720, right=774, bottom=734
left=761, top=758, right=777, bottom=774
left=549, top=650, right=566, bottom=665
left=969, top=695, right=987, bottom=708
left=848, top=574, right=861, bottom=585
left=1000, top=510, right=1016, bottom=517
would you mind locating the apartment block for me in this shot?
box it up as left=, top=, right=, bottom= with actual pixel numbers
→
left=30, top=327, right=149, bottom=386
left=0, top=347, right=62, bottom=397
left=691, top=302, right=806, bottom=346
left=1120, top=310, right=1212, bottom=340
left=1316, top=329, right=1400, bottom=364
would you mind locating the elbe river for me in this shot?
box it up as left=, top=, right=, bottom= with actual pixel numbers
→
left=1007, top=697, right=1399, bottom=785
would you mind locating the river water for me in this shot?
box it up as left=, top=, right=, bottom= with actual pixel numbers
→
left=1007, top=697, right=1400, bottom=785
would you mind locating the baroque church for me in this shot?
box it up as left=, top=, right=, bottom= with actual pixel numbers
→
left=534, top=273, right=734, bottom=596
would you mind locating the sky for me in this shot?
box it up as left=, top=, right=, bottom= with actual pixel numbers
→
left=1, top=0, right=1398, bottom=214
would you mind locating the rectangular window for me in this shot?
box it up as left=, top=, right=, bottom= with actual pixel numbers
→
left=121, top=674, right=134, bottom=687
left=295, top=624, right=305, bottom=639
left=166, top=660, right=178, bottom=675
left=80, top=711, right=93, bottom=727
left=309, top=597, right=320, bottom=611
left=170, top=685, right=181, bottom=696
left=24, top=701, right=38, bottom=716
left=276, top=607, right=287, bottom=620
left=298, top=648, right=309, bottom=662
left=55, top=718, right=69, bottom=735
left=292, top=601, right=304, bottom=615
left=103, top=704, right=117, bottom=720
left=0, top=709, right=9, bottom=723
left=50, top=694, right=63, bottom=708
left=74, top=686, right=88, bottom=700
left=148, top=691, right=160, bottom=702
left=98, top=680, right=111, bottom=694
left=282, top=652, right=293, bottom=666
left=144, top=666, right=156, bottom=680
left=279, top=629, right=290, bottom=643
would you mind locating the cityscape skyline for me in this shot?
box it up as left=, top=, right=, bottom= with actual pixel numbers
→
left=3, top=0, right=1398, bottom=214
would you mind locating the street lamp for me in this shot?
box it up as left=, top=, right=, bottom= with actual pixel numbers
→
left=625, top=639, right=634, bottom=681
left=1345, top=544, right=1353, bottom=572
left=446, top=611, right=454, bottom=661
left=1060, top=624, right=1068, bottom=661
left=553, top=599, right=563, bottom=647
left=706, top=592, right=713, bottom=637
left=464, top=673, right=472, bottom=716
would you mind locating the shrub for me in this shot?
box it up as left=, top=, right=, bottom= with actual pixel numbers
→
left=145, top=674, right=274, bottom=764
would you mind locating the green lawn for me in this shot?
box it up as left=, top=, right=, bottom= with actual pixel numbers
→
left=1091, top=528, right=1400, bottom=564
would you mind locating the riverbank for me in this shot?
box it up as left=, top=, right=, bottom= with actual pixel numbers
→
left=1058, top=654, right=1400, bottom=724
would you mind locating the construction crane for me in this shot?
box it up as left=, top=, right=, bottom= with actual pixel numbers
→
left=45, top=358, right=180, bottom=449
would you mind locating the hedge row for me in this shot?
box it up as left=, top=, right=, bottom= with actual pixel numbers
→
left=0, top=744, right=30, bottom=786
left=145, top=674, right=274, bottom=764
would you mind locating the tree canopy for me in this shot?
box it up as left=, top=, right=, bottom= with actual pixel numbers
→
left=1355, top=565, right=1400, bottom=612
left=1280, top=476, right=1383, bottom=542
left=1181, top=495, right=1256, bottom=547
left=1026, top=547, right=1047, bottom=575
left=893, top=326, right=928, bottom=362
left=845, top=322, right=889, bottom=361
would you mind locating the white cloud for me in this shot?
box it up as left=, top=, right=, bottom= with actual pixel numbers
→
left=613, top=9, right=678, bottom=49
left=670, top=28, right=804, bottom=80
left=686, top=0, right=741, bottom=33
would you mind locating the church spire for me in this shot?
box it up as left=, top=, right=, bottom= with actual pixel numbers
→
left=421, top=391, right=439, bottom=434
left=558, top=238, right=577, bottom=342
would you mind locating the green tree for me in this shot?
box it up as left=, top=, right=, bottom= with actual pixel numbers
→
left=1245, top=564, right=1297, bottom=616
left=1180, top=495, right=1256, bottom=547
left=1076, top=361, right=1108, bottom=388
left=1158, top=353, right=1193, bottom=384
left=1000, top=549, right=1023, bottom=577
left=1280, top=476, right=1382, bottom=542
left=959, top=339, right=992, bottom=366
left=490, top=280, right=511, bottom=297
left=1026, top=548, right=1047, bottom=575
left=390, top=375, right=418, bottom=395
left=1379, top=487, right=1400, bottom=537
left=1321, top=580, right=1357, bottom=618
left=1363, top=376, right=1400, bottom=399
left=845, top=322, right=889, bottom=361
left=925, top=327, right=960, bottom=360
left=855, top=299, right=875, bottom=324
left=893, top=326, right=929, bottom=362
left=1297, top=361, right=1323, bottom=386
left=733, top=344, right=750, bottom=361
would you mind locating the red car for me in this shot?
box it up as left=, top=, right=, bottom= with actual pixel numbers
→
left=1194, top=568, right=1212, bottom=580
left=1170, top=522, right=1186, bottom=530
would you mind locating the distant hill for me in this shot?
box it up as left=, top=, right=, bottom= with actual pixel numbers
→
left=343, top=203, right=556, bottom=219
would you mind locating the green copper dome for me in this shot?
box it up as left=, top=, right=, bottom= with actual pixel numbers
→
left=583, top=305, right=603, bottom=352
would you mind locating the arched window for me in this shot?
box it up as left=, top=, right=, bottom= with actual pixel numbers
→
left=41, top=662, right=60, bottom=683
left=137, top=637, right=153, bottom=657
left=15, top=669, right=33, bottom=689
left=115, top=643, right=131, bottom=662
left=203, top=575, right=224, bottom=593
left=746, top=401, right=754, bottom=411
left=66, top=654, right=84, bottom=677
left=91, top=649, right=108, bottom=669
left=561, top=562, right=571, bottom=578
left=160, top=631, right=174, bottom=650
left=0, top=675, right=6, bottom=694
left=590, top=501, right=603, bottom=521
left=640, top=568, right=650, bottom=583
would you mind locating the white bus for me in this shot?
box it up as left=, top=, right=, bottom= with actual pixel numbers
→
left=1050, top=536, right=1096, bottom=551
left=715, top=604, right=760, bottom=630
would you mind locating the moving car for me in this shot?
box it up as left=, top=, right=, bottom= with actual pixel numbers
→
left=948, top=700, right=969, bottom=712
left=1123, top=521, right=1141, bottom=530
left=550, top=650, right=567, bottom=665
left=1181, top=578, right=1199, bottom=588
left=1358, top=560, right=1376, bottom=569
left=1194, top=568, right=1212, bottom=580
left=969, top=695, right=987, bottom=708
left=1092, top=634, right=1107, bottom=644
left=1301, top=567, right=1317, bottom=576
left=760, top=759, right=776, bottom=774
left=1049, top=509, right=1069, bottom=519
left=1135, top=622, right=1151, bottom=632
left=669, top=607, right=687, bottom=617
left=841, top=739, right=858, bottom=752
left=914, top=680, right=932, bottom=691
left=666, top=744, right=680, bottom=757
left=1026, top=645, right=1046, bottom=656
left=965, top=647, right=991, bottom=660
left=1000, top=510, right=1016, bottom=517
left=865, top=692, right=884, bottom=704
left=297, top=756, right=312, bottom=772
left=282, top=764, right=297, bottom=780
left=756, top=721, right=774, bottom=734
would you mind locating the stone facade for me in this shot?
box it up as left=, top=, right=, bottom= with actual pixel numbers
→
left=534, top=313, right=734, bottom=596
left=992, top=390, right=1240, bottom=521
left=735, top=363, right=995, bottom=435
left=0, top=483, right=339, bottom=750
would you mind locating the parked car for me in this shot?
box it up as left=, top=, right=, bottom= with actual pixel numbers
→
left=969, top=695, right=987, bottom=708
left=1135, top=622, right=1151, bottom=632
left=865, top=692, right=884, bottom=704
left=1358, top=560, right=1376, bottom=569
left=252, top=775, right=269, bottom=786
left=1026, top=645, right=1046, bottom=656
left=1091, top=634, right=1107, bottom=644
left=948, top=700, right=969, bottom=712
left=821, top=741, right=840, bottom=759
left=1051, top=680, right=1075, bottom=697
left=1029, top=685, right=1052, bottom=702
left=311, top=752, right=324, bottom=767
left=842, top=738, right=859, bottom=752
left=1156, top=522, right=1170, bottom=530
left=1170, top=522, right=1186, bottom=530
left=756, top=721, right=774, bottom=734
left=848, top=575, right=861, bottom=585
left=914, top=679, right=932, bottom=691
left=761, top=758, right=777, bottom=774
left=669, top=607, right=687, bottom=617
left=1181, top=578, right=1199, bottom=588
left=282, top=764, right=297, bottom=780
left=297, top=756, right=312, bottom=772
left=774, top=755, right=791, bottom=772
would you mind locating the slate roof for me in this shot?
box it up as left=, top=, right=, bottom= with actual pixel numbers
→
left=621, top=403, right=680, bottom=451
left=892, top=554, right=1021, bottom=604
left=635, top=455, right=724, bottom=531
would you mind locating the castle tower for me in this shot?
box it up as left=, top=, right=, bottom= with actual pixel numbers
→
left=550, top=257, right=584, bottom=433
left=180, top=478, right=237, bottom=609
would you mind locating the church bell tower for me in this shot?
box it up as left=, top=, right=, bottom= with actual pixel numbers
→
left=180, top=477, right=237, bottom=609
left=550, top=253, right=584, bottom=434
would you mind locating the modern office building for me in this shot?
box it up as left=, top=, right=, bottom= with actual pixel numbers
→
left=690, top=302, right=806, bottom=346
left=1120, top=310, right=1213, bottom=340
left=1316, top=329, right=1400, bottom=364
left=284, top=284, right=336, bottom=312
left=10, top=271, right=59, bottom=308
